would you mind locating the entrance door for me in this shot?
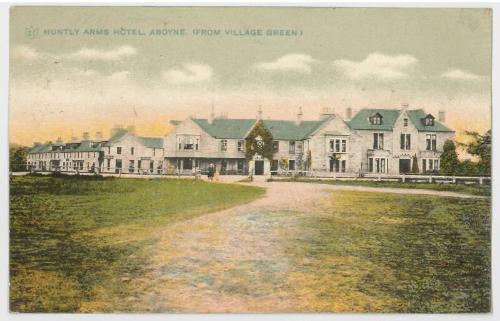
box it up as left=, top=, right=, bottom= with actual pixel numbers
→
left=255, top=160, right=264, bottom=175
left=399, top=159, right=411, bottom=174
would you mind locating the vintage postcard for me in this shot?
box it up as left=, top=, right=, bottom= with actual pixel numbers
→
left=8, top=6, right=491, bottom=313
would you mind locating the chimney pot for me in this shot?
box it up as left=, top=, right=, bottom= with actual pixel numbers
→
left=438, top=111, right=445, bottom=122
left=345, top=107, right=352, bottom=120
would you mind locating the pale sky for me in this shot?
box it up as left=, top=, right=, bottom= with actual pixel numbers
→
left=9, top=7, right=492, bottom=146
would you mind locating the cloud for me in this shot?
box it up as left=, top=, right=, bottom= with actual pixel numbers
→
left=107, top=71, right=131, bottom=81
left=66, top=45, right=137, bottom=61
left=162, top=63, right=213, bottom=84
left=333, top=52, right=418, bottom=80
left=12, top=45, right=39, bottom=60
left=254, top=54, right=316, bottom=73
left=441, top=68, right=482, bottom=80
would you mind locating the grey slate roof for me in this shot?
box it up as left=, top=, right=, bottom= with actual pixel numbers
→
left=192, top=118, right=328, bottom=140
left=103, top=129, right=129, bottom=147
left=262, top=119, right=327, bottom=140
left=348, top=108, right=453, bottom=132
left=407, top=109, right=453, bottom=132
left=138, top=136, right=163, bottom=149
left=192, top=118, right=257, bottom=139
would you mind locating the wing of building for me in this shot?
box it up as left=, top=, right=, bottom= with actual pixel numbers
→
left=26, top=105, right=454, bottom=176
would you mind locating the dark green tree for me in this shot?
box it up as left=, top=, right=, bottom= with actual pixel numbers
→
left=460, top=130, right=491, bottom=175
left=9, top=145, right=29, bottom=172
left=411, top=154, right=419, bottom=173
left=440, top=140, right=459, bottom=175
left=245, top=120, right=274, bottom=161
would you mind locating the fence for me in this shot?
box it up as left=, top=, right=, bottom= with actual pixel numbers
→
left=270, top=170, right=491, bottom=185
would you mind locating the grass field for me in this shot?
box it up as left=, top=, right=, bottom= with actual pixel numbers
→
left=270, top=177, right=491, bottom=196
left=9, top=175, right=265, bottom=312
left=281, top=191, right=491, bottom=312
left=9, top=175, right=491, bottom=312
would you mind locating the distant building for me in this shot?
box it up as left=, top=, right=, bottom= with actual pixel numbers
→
left=27, top=105, right=454, bottom=176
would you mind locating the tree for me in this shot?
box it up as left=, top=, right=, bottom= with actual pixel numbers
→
left=460, top=130, right=491, bottom=175
left=9, top=145, right=29, bottom=172
left=245, top=120, right=274, bottom=161
left=440, top=140, right=459, bottom=175
left=411, top=154, right=419, bottom=173
left=279, top=157, right=289, bottom=171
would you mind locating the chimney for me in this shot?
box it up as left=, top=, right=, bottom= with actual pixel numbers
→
left=319, top=107, right=335, bottom=120
left=345, top=107, right=352, bottom=120
left=438, top=111, right=445, bottom=122
left=71, top=136, right=78, bottom=143
left=111, top=125, right=123, bottom=137
left=208, top=105, right=215, bottom=124
left=56, top=137, right=63, bottom=144
left=257, top=106, right=263, bottom=120
left=82, top=132, right=90, bottom=140
left=126, top=125, right=136, bottom=134
left=401, top=103, right=409, bottom=111
left=296, top=107, right=303, bottom=125
left=33, top=142, right=41, bottom=146
left=95, top=131, right=103, bottom=140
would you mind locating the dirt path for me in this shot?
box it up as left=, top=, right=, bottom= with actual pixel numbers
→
left=132, top=181, right=484, bottom=312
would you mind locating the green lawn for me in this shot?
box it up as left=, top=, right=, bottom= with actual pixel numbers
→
left=9, top=175, right=265, bottom=312
left=270, top=177, right=491, bottom=196
left=284, top=191, right=491, bottom=312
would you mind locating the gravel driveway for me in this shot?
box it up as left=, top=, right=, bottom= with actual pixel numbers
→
left=132, top=181, right=484, bottom=312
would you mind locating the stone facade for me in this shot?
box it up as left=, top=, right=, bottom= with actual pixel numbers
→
left=27, top=106, right=455, bottom=177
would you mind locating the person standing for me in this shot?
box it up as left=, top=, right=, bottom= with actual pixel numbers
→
left=207, top=163, right=214, bottom=181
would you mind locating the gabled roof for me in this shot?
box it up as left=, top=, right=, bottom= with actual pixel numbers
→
left=348, top=108, right=453, bottom=132
left=191, top=118, right=257, bottom=139
left=73, top=140, right=103, bottom=152
left=347, top=109, right=401, bottom=130
left=138, top=136, right=163, bottom=149
left=28, top=143, right=51, bottom=154
left=407, top=109, right=453, bottom=132
left=103, top=129, right=129, bottom=147
left=262, top=119, right=327, bottom=140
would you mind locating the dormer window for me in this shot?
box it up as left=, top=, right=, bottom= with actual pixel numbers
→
left=403, top=118, right=408, bottom=127
left=423, top=114, right=435, bottom=126
left=369, top=113, right=383, bottom=125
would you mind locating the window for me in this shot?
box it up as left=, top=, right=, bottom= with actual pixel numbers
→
left=115, top=159, right=122, bottom=170
left=330, top=139, right=348, bottom=153
left=237, top=140, right=245, bottom=152
left=129, top=160, right=135, bottom=173
left=195, top=138, right=199, bottom=151
left=424, top=117, right=434, bottom=126
left=271, top=160, right=279, bottom=171
left=272, top=141, right=279, bottom=152
left=373, top=133, right=384, bottom=149
left=403, top=118, right=408, bottom=127
left=220, top=140, right=227, bottom=151
left=426, top=134, right=437, bottom=151
left=237, top=160, right=245, bottom=172
left=107, top=159, right=111, bottom=171
left=297, top=142, right=303, bottom=153
left=369, top=113, right=383, bottom=125
left=150, top=161, right=154, bottom=171
left=289, top=141, right=296, bottom=154
left=289, top=159, right=295, bottom=170
left=117, top=147, right=122, bottom=154
left=369, top=157, right=387, bottom=173
left=131, top=147, right=134, bottom=155
left=422, top=159, right=427, bottom=172
left=400, top=134, right=411, bottom=150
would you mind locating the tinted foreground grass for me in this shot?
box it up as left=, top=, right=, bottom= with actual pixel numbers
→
left=271, top=177, right=491, bottom=196
left=283, top=191, right=491, bottom=312
left=9, top=175, right=264, bottom=312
